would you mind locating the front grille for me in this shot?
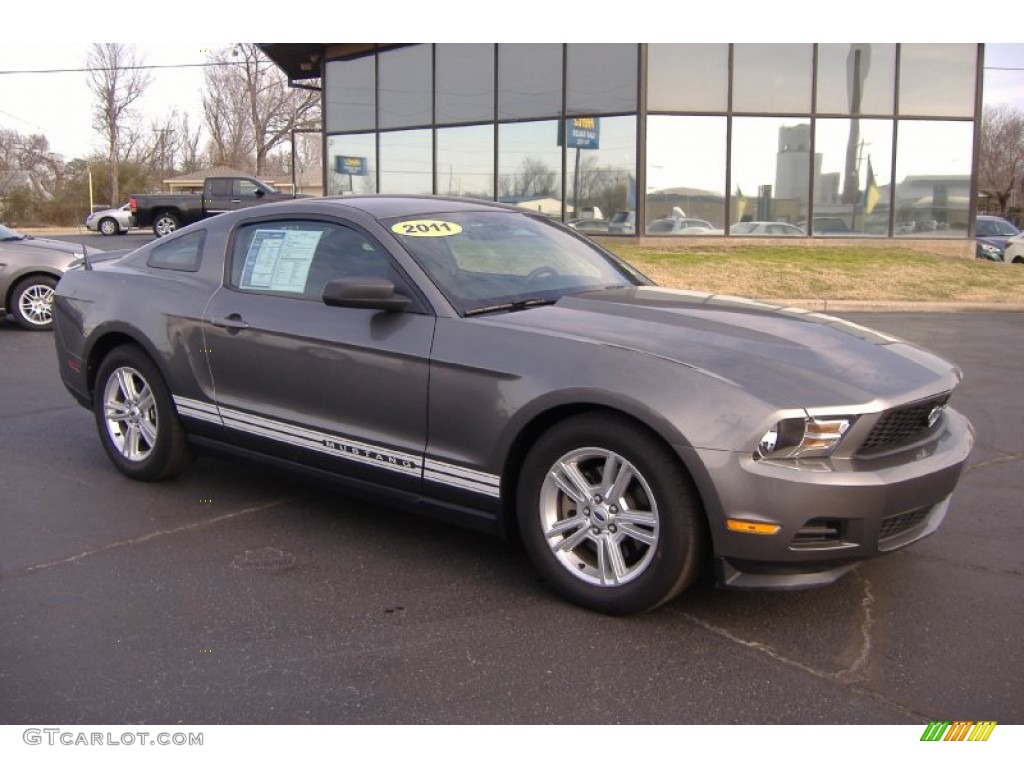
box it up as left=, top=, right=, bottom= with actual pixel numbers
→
left=879, top=507, right=931, bottom=542
left=858, top=394, right=950, bottom=456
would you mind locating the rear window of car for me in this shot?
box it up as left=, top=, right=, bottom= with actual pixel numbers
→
left=147, top=231, right=205, bottom=272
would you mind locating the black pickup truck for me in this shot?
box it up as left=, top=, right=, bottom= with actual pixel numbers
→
left=129, top=175, right=305, bottom=237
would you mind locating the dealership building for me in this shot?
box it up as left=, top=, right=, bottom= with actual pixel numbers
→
left=261, top=44, right=983, bottom=243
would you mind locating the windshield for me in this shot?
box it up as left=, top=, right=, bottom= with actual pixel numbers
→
left=386, top=211, right=646, bottom=315
left=0, top=224, right=26, bottom=241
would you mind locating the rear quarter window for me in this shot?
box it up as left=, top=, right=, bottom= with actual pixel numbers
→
left=146, top=231, right=205, bottom=272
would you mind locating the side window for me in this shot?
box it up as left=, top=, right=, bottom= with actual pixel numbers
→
left=207, top=178, right=231, bottom=197
left=147, top=231, right=205, bottom=272
left=236, top=180, right=261, bottom=198
left=230, top=220, right=394, bottom=300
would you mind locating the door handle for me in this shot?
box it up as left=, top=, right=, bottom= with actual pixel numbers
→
left=210, top=314, right=249, bottom=331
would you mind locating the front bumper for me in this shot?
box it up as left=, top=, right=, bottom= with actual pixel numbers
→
left=684, top=407, right=974, bottom=588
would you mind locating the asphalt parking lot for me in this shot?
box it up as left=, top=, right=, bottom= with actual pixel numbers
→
left=1, top=283, right=1021, bottom=723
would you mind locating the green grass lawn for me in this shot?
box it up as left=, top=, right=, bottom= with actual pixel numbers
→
left=603, top=243, right=1024, bottom=304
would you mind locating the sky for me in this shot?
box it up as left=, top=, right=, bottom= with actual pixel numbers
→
left=3, top=8, right=1024, bottom=163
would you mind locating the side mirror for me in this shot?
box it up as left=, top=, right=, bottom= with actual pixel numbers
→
left=322, top=277, right=411, bottom=312
left=254, top=188, right=266, bottom=197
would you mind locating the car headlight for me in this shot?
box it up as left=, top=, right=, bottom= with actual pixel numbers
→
left=976, top=241, right=1003, bottom=261
left=756, top=415, right=856, bottom=460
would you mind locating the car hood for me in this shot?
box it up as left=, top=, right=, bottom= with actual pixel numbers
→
left=482, top=287, right=961, bottom=409
left=0, top=236, right=83, bottom=257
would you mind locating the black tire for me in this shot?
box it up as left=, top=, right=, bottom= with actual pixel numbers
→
left=93, top=345, right=192, bottom=481
left=98, top=217, right=120, bottom=236
left=152, top=212, right=180, bottom=238
left=516, top=413, right=705, bottom=615
left=10, top=275, right=57, bottom=330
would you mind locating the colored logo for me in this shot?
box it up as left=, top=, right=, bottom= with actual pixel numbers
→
left=920, top=721, right=997, bottom=742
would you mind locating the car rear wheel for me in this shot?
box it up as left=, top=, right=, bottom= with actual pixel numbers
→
left=152, top=212, right=180, bottom=238
left=98, top=217, right=120, bottom=236
left=517, top=413, right=705, bottom=615
left=93, top=346, right=191, bottom=481
left=10, top=276, right=57, bottom=330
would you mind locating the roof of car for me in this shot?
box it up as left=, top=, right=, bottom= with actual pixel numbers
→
left=302, top=195, right=522, bottom=219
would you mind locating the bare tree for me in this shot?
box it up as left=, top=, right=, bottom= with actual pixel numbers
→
left=86, top=44, right=153, bottom=204
left=202, top=44, right=320, bottom=176
left=499, top=157, right=557, bottom=199
left=979, top=104, right=1024, bottom=215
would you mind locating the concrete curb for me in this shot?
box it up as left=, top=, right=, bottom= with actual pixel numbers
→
left=778, top=299, right=1024, bottom=313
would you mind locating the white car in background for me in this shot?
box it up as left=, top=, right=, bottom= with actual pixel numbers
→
left=997, top=232, right=1024, bottom=264
left=85, top=204, right=134, bottom=236
left=729, top=221, right=806, bottom=236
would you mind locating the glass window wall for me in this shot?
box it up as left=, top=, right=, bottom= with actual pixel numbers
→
left=730, top=117, right=810, bottom=228
left=379, top=129, right=433, bottom=195
left=812, top=119, right=893, bottom=235
left=378, top=45, right=432, bottom=129
left=324, top=57, right=376, bottom=133
left=899, top=44, right=977, bottom=118
left=436, top=44, right=495, bottom=125
left=326, top=133, right=377, bottom=195
left=567, top=44, right=637, bottom=116
left=498, top=120, right=563, bottom=218
left=894, top=120, right=974, bottom=236
left=733, top=44, right=813, bottom=114
left=647, top=45, right=728, bottom=113
left=436, top=125, right=495, bottom=199
left=645, top=115, right=726, bottom=234
left=497, top=44, right=563, bottom=120
left=816, top=44, right=896, bottom=116
left=566, top=115, right=636, bottom=227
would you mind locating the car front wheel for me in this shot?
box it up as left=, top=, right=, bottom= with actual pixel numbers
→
left=93, top=346, right=191, bottom=481
left=517, top=413, right=705, bottom=615
left=99, top=217, right=120, bottom=236
left=10, top=275, right=57, bottom=330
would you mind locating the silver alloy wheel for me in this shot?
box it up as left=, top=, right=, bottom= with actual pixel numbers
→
left=153, top=215, right=177, bottom=237
left=17, top=283, right=56, bottom=327
left=99, top=218, right=119, bottom=235
left=102, top=366, right=159, bottom=462
left=539, top=447, right=660, bottom=587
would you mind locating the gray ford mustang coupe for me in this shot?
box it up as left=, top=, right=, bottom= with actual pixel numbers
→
left=52, top=196, right=974, bottom=614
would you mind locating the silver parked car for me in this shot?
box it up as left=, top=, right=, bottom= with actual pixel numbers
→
left=85, top=203, right=134, bottom=236
left=52, top=197, right=974, bottom=614
left=1, top=224, right=82, bottom=330
left=729, top=221, right=806, bottom=236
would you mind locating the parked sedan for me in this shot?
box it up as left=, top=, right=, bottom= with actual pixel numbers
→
left=52, top=196, right=973, bottom=614
left=85, top=203, right=134, bottom=236
left=730, top=221, right=806, bottom=236
left=1, top=224, right=82, bottom=329
left=994, top=232, right=1024, bottom=264
left=975, top=214, right=1019, bottom=261
left=646, top=217, right=719, bottom=235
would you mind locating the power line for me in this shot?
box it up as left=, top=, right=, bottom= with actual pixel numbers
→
left=0, top=62, right=241, bottom=76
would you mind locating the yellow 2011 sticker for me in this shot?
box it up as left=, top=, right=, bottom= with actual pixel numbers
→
left=391, top=220, right=463, bottom=237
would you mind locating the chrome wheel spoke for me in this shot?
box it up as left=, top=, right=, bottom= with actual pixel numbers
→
left=115, top=369, right=137, bottom=400
left=545, top=515, right=586, bottom=539
left=605, top=457, right=634, bottom=505
left=104, top=402, right=130, bottom=421
left=137, top=416, right=158, bottom=447
left=597, top=536, right=628, bottom=584
left=552, top=460, right=592, bottom=506
left=551, top=523, right=592, bottom=554
left=617, top=523, right=657, bottom=547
